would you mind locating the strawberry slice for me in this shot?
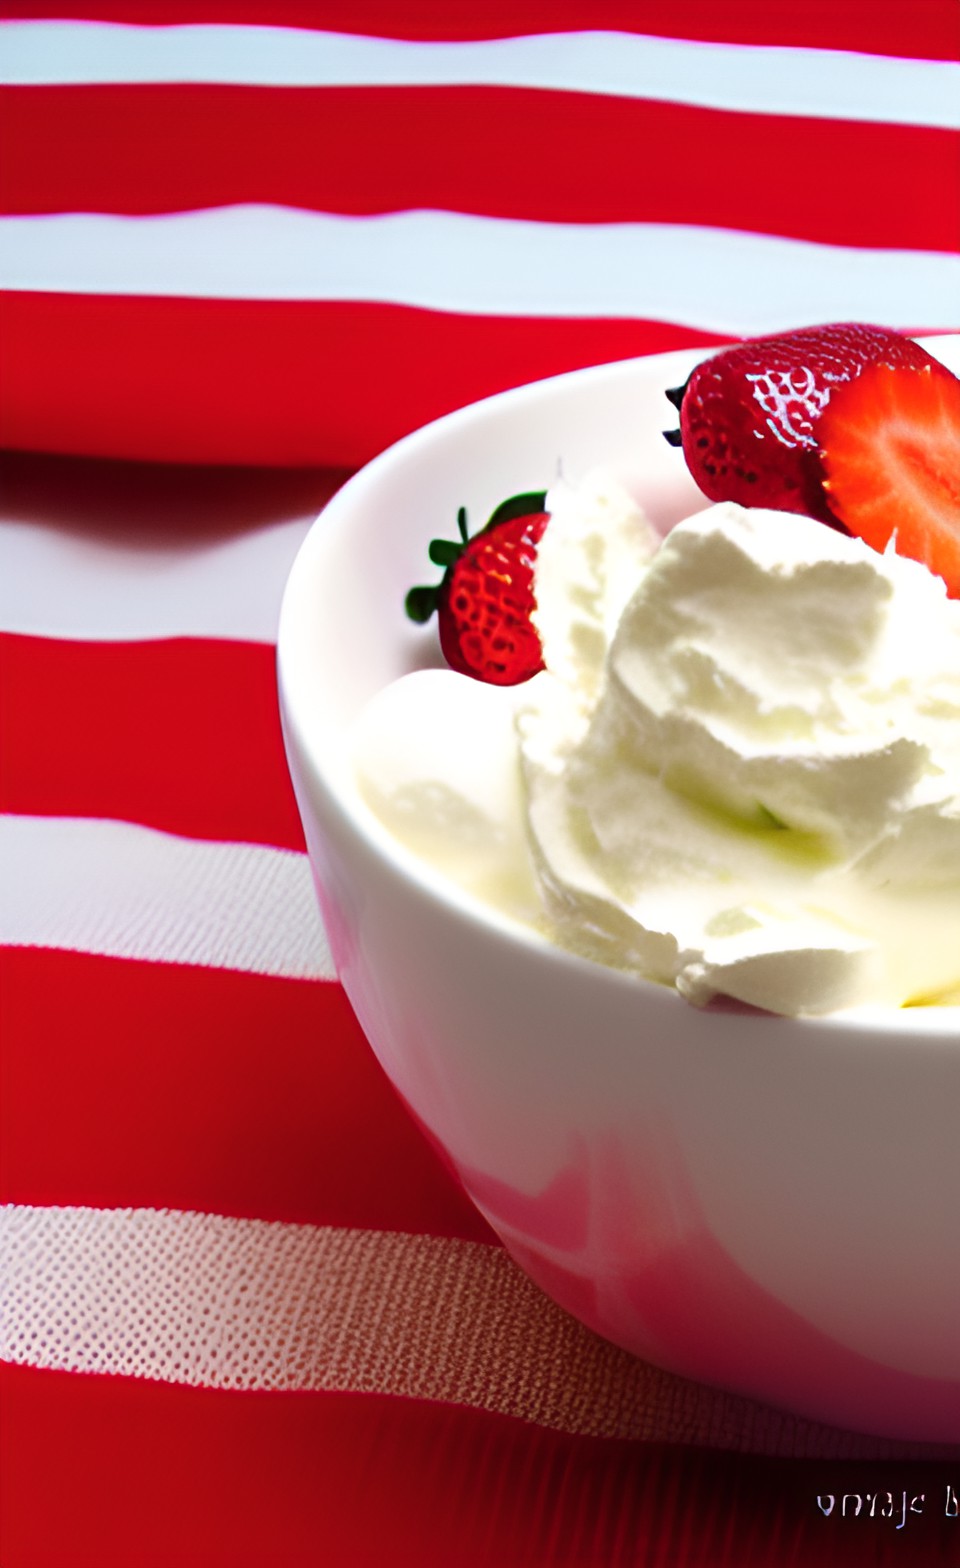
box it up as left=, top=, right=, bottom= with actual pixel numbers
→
left=664, top=323, right=939, bottom=523
left=818, top=360, right=960, bottom=596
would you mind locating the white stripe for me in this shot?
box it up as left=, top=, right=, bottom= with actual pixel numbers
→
left=0, top=1204, right=945, bottom=1459
left=0, top=815, right=333, bottom=979
left=2, top=208, right=957, bottom=337
left=0, top=504, right=325, bottom=645
left=1, top=21, right=956, bottom=129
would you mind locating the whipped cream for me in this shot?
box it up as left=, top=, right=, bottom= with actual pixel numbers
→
left=352, top=472, right=960, bottom=1017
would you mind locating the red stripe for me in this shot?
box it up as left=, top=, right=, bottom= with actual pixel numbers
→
left=1, top=634, right=306, bottom=850
left=0, top=947, right=494, bottom=1241
left=0, top=292, right=730, bottom=468
left=0, top=0, right=956, bottom=60
left=3, top=1365, right=956, bottom=1568
left=3, top=86, right=955, bottom=255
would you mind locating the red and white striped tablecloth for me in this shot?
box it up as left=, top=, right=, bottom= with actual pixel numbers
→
left=2, top=6, right=959, bottom=1564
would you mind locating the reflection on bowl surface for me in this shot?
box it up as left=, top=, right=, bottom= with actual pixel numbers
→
left=278, top=341, right=960, bottom=1443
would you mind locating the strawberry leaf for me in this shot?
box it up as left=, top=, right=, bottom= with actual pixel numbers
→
left=405, top=585, right=440, bottom=623
left=428, top=539, right=463, bottom=566
left=485, top=490, right=548, bottom=531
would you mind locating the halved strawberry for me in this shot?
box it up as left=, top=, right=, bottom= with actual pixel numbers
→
left=818, top=360, right=960, bottom=596
left=664, top=323, right=940, bottom=522
left=406, top=491, right=549, bottom=684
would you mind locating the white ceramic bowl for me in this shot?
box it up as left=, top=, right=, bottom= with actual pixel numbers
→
left=278, top=337, right=960, bottom=1444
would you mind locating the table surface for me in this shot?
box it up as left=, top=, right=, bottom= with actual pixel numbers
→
left=3, top=7, right=959, bottom=1565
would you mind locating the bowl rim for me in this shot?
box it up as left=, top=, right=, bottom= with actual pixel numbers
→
left=278, top=335, right=960, bottom=1041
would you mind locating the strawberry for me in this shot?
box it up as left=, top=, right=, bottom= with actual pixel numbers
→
left=818, top=359, right=960, bottom=596
left=663, top=323, right=940, bottom=522
left=405, top=491, right=549, bottom=684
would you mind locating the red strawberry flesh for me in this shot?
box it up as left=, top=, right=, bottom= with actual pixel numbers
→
left=818, top=359, right=960, bottom=596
